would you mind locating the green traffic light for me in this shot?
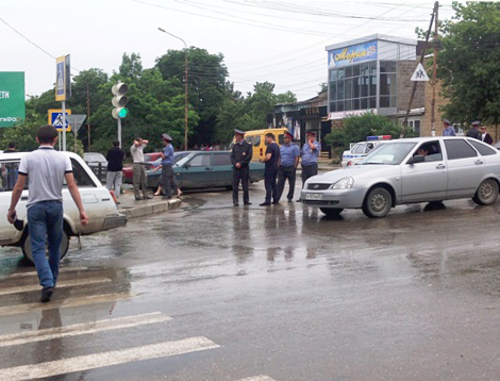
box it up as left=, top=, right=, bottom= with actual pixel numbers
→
left=118, top=108, right=128, bottom=118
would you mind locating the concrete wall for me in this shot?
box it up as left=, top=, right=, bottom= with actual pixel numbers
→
left=397, top=60, right=425, bottom=111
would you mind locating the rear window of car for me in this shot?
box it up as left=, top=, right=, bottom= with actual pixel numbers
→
left=445, top=139, right=478, bottom=160
left=467, top=140, right=497, bottom=156
left=213, top=153, right=232, bottom=166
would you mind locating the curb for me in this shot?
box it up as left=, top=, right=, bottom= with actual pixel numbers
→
left=118, top=199, right=182, bottom=219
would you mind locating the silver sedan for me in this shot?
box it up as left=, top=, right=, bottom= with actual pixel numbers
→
left=302, top=137, right=500, bottom=218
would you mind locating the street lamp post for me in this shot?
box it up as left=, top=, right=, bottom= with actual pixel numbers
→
left=158, top=27, right=188, bottom=151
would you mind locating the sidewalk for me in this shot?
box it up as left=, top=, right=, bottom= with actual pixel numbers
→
left=117, top=190, right=182, bottom=219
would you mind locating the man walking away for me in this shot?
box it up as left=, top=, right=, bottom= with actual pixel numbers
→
left=131, top=137, right=152, bottom=200
left=466, top=121, right=482, bottom=140
left=160, top=133, right=180, bottom=199
left=231, top=129, right=252, bottom=206
left=260, top=132, right=280, bottom=206
left=297, top=131, right=321, bottom=202
left=7, top=125, right=88, bottom=303
left=442, top=119, right=456, bottom=136
left=276, top=131, right=300, bottom=203
left=106, top=140, right=125, bottom=204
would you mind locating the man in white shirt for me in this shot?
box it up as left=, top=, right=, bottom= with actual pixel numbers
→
left=7, top=125, right=88, bottom=303
left=130, top=137, right=152, bottom=200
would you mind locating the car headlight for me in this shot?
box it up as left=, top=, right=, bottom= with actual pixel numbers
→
left=331, top=177, right=354, bottom=189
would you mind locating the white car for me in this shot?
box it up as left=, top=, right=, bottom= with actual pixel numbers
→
left=303, top=137, right=500, bottom=218
left=0, top=151, right=127, bottom=262
left=341, top=136, right=392, bottom=167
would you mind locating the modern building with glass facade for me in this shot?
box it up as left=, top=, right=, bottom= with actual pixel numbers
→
left=326, top=34, right=421, bottom=122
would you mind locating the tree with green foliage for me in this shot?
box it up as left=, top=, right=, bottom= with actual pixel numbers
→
left=435, top=2, right=500, bottom=126
left=324, top=113, right=413, bottom=157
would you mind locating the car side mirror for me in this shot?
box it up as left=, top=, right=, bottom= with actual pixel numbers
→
left=183, top=163, right=190, bottom=169
left=412, top=155, right=425, bottom=164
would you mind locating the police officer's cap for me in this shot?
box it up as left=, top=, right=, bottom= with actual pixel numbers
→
left=284, top=131, right=293, bottom=138
left=306, top=131, right=316, bottom=137
left=234, top=129, right=246, bottom=136
left=162, top=133, right=173, bottom=141
left=443, top=118, right=451, bottom=125
left=471, top=120, right=481, bottom=127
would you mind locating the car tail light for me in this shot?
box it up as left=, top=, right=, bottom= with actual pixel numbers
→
left=347, top=161, right=352, bottom=166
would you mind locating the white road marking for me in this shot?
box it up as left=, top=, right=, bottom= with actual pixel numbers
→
left=0, top=336, right=220, bottom=381
left=1, top=266, right=89, bottom=279
left=0, top=277, right=112, bottom=296
left=0, top=292, right=133, bottom=317
left=237, top=377, right=277, bottom=381
left=0, top=312, right=172, bottom=347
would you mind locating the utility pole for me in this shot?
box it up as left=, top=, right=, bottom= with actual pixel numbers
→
left=403, top=1, right=438, bottom=136
left=430, top=1, right=439, bottom=136
left=158, top=27, right=189, bottom=151
left=87, top=83, right=91, bottom=151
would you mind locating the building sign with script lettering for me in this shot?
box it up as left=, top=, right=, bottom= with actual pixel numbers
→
left=328, top=41, right=377, bottom=68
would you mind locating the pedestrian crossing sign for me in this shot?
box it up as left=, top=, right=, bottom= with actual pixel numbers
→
left=48, top=109, right=72, bottom=132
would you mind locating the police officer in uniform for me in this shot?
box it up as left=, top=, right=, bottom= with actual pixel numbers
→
left=466, top=120, right=482, bottom=140
left=231, top=129, right=252, bottom=206
left=297, top=131, right=320, bottom=202
left=276, top=131, right=300, bottom=202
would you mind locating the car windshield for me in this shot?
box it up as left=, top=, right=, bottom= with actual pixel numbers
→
left=358, top=142, right=416, bottom=165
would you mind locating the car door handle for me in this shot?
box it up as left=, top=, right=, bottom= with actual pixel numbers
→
left=436, top=164, right=446, bottom=169
left=474, top=160, right=484, bottom=165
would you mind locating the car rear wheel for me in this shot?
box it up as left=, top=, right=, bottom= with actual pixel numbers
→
left=320, top=208, right=343, bottom=217
left=473, top=179, right=499, bottom=205
left=22, top=231, right=70, bottom=264
left=362, top=187, right=392, bottom=218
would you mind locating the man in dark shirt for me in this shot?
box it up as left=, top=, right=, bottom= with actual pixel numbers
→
left=260, top=132, right=280, bottom=206
left=106, top=140, right=125, bottom=203
left=466, top=120, right=482, bottom=140
left=231, top=129, right=253, bottom=206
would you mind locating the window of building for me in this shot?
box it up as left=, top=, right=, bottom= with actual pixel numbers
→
left=329, top=61, right=379, bottom=113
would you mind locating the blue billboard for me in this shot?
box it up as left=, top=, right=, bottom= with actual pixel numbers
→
left=328, top=40, right=377, bottom=68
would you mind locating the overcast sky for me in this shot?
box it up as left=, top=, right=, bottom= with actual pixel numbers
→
left=2, top=0, right=457, bottom=101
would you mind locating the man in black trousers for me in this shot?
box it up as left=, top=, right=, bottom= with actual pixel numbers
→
left=231, top=129, right=253, bottom=206
left=260, top=132, right=280, bottom=206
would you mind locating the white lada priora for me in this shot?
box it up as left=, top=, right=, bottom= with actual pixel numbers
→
left=0, top=151, right=127, bottom=262
left=302, top=137, right=500, bottom=218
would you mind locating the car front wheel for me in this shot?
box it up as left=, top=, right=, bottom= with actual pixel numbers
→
left=473, top=179, right=499, bottom=205
left=22, top=230, right=70, bottom=264
left=362, top=187, right=392, bottom=218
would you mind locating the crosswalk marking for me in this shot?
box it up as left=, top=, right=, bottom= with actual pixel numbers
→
left=0, top=336, right=220, bottom=381
left=0, top=266, right=89, bottom=279
left=0, top=277, right=112, bottom=296
left=0, top=292, right=133, bottom=317
left=237, top=377, right=277, bottom=381
left=0, top=312, right=171, bottom=347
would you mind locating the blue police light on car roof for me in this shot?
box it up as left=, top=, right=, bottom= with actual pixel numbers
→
left=366, top=135, right=392, bottom=141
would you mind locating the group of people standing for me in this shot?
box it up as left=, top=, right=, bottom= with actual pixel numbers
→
left=231, top=129, right=320, bottom=207
left=443, top=119, right=494, bottom=144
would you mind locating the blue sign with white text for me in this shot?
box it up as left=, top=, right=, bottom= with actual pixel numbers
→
left=328, top=40, right=377, bottom=68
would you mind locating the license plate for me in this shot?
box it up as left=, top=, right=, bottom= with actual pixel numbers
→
left=305, top=193, right=323, bottom=200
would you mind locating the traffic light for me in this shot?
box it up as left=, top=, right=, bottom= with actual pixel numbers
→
left=111, top=82, right=129, bottom=119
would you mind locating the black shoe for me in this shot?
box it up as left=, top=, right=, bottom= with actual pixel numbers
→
left=163, top=196, right=172, bottom=200
left=135, top=197, right=143, bottom=201
left=260, top=202, right=271, bottom=206
left=244, top=202, right=252, bottom=205
left=272, top=200, right=280, bottom=204
left=233, top=203, right=239, bottom=206
left=296, top=199, right=302, bottom=202
left=40, top=287, right=54, bottom=303
left=287, top=199, right=293, bottom=202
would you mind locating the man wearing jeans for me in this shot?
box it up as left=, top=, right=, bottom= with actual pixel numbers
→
left=7, top=125, right=88, bottom=303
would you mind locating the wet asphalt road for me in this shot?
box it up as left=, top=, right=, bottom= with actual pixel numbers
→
left=1, top=178, right=500, bottom=381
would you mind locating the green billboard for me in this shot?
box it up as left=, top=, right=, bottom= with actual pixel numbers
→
left=0, top=72, right=25, bottom=127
